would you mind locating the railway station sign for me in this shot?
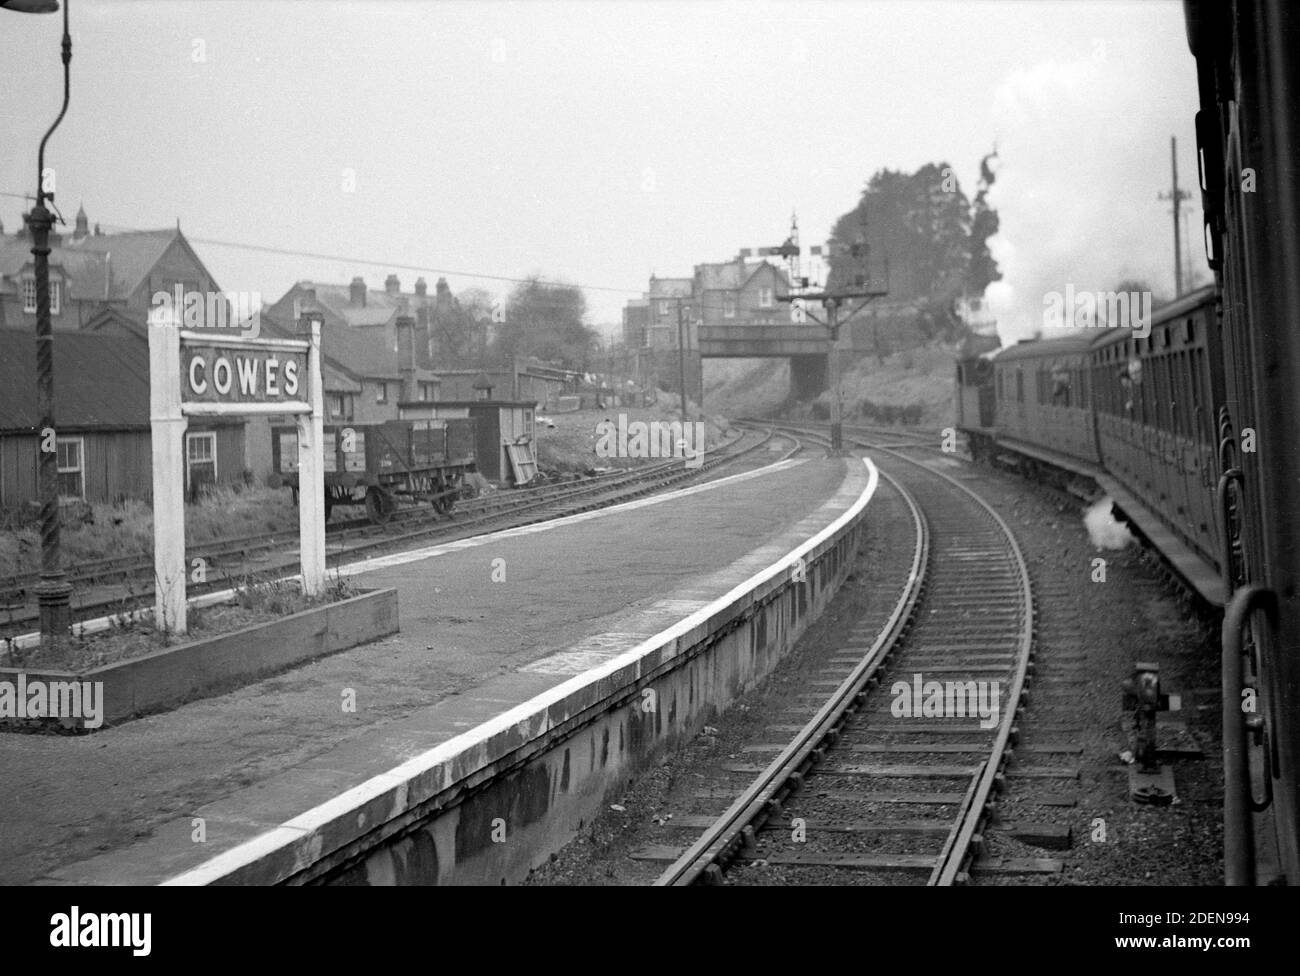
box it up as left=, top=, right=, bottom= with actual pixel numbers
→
left=181, top=343, right=309, bottom=405
left=148, top=314, right=326, bottom=634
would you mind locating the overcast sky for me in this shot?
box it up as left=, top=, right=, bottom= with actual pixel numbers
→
left=1, top=0, right=1205, bottom=341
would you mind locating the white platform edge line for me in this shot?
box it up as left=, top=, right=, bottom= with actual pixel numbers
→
left=157, top=457, right=876, bottom=885
left=4, top=455, right=805, bottom=652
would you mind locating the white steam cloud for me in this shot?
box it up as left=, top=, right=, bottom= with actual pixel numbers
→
left=1084, top=497, right=1135, bottom=551
left=983, top=31, right=1208, bottom=345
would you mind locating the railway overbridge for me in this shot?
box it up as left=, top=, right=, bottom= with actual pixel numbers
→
left=697, top=323, right=834, bottom=402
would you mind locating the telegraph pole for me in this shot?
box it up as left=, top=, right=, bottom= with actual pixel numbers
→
left=1159, top=136, right=1191, bottom=297
left=675, top=298, right=689, bottom=424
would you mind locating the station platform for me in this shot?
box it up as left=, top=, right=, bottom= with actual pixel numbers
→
left=0, top=451, right=872, bottom=885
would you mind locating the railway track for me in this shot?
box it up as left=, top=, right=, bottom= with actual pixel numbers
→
left=0, top=425, right=796, bottom=640
left=654, top=423, right=1035, bottom=885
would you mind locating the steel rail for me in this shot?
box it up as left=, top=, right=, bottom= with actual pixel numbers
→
left=1, top=426, right=785, bottom=639
left=654, top=448, right=928, bottom=886
left=839, top=421, right=1035, bottom=886
left=662, top=419, right=1033, bottom=886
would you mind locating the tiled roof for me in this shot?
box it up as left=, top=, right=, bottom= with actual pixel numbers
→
left=0, top=226, right=202, bottom=304
left=647, top=277, right=692, bottom=299
left=695, top=260, right=745, bottom=291
left=259, top=310, right=427, bottom=381
left=0, top=237, right=114, bottom=302
left=298, top=281, right=430, bottom=328
left=0, top=329, right=149, bottom=431
left=63, top=229, right=182, bottom=298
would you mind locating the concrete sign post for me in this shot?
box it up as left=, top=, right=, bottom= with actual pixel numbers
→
left=295, top=316, right=326, bottom=598
left=148, top=316, right=323, bottom=634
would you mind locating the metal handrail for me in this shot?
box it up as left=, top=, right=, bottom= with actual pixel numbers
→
left=1221, top=584, right=1277, bottom=886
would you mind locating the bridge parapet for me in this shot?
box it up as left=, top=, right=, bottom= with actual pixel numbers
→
left=699, top=324, right=829, bottom=357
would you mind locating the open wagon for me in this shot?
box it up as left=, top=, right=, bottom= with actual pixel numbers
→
left=272, top=418, right=478, bottom=523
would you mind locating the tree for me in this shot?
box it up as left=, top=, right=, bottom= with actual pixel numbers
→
left=495, top=275, right=596, bottom=371
left=825, top=153, right=1002, bottom=344
left=426, top=279, right=475, bottom=368
left=455, top=286, right=498, bottom=366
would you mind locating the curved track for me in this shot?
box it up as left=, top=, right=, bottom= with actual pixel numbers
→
left=656, top=422, right=1034, bottom=886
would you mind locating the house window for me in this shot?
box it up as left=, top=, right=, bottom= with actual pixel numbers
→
left=22, top=279, right=64, bottom=314
left=56, top=437, right=84, bottom=498
left=376, top=382, right=388, bottom=404
left=723, top=295, right=736, bottom=318
left=328, top=393, right=354, bottom=421
left=419, top=381, right=436, bottom=401
left=186, top=432, right=218, bottom=493
left=759, top=287, right=774, bottom=308
left=658, top=300, right=669, bottom=316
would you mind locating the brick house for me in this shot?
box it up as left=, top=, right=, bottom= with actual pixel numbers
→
left=0, top=206, right=227, bottom=332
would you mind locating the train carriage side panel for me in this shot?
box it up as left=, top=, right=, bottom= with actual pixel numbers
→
left=1188, top=0, right=1300, bottom=883
left=1092, top=288, right=1221, bottom=578
left=991, top=333, right=1102, bottom=465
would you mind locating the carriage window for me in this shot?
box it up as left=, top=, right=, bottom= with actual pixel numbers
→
left=1130, top=358, right=1146, bottom=423
left=1154, top=356, right=1169, bottom=430
left=1171, top=352, right=1186, bottom=437
left=1015, top=370, right=1024, bottom=403
left=1050, top=364, right=1070, bottom=407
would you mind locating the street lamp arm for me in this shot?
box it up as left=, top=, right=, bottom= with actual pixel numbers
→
left=35, top=1, right=71, bottom=208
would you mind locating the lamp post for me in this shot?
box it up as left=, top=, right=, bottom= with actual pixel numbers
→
left=4, top=0, right=74, bottom=639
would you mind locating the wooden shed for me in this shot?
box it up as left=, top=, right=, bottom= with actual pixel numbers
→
left=0, top=329, right=245, bottom=508
left=399, top=398, right=538, bottom=485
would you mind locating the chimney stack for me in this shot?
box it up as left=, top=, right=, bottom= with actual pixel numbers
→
left=385, top=273, right=401, bottom=296
left=350, top=276, right=366, bottom=307
left=414, top=276, right=427, bottom=298
left=396, top=315, right=417, bottom=401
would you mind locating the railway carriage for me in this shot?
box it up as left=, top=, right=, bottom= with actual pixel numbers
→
left=1090, top=288, right=1221, bottom=580
left=271, top=417, right=478, bottom=524
left=960, top=333, right=1104, bottom=470
left=952, top=6, right=1300, bottom=876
